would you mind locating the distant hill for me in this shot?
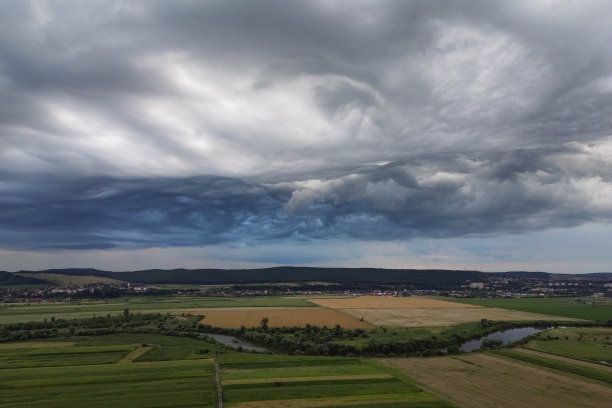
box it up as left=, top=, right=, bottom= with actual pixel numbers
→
left=493, top=271, right=612, bottom=280
left=19, top=267, right=486, bottom=288
left=493, top=271, right=551, bottom=279
left=0, top=271, right=49, bottom=285
left=16, top=267, right=609, bottom=288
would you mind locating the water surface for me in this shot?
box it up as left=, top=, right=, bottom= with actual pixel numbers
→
left=460, top=327, right=545, bottom=352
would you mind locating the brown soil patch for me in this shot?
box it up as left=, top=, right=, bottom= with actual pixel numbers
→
left=309, top=295, right=479, bottom=309
left=198, top=308, right=372, bottom=329
left=383, top=353, right=612, bottom=408
left=340, top=307, right=569, bottom=327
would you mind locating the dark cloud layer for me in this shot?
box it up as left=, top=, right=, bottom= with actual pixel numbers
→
left=1, top=1, right=612, bottom=255
left=1, top=141, right=610, bottom=250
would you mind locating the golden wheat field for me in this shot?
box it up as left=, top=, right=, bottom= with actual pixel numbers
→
left=197, top=308, right=372, bottom=329
left=308, top=295, right=480, bottom=309
left=309, top=296, right=575, bottom=327
left=337, top=307, right=571, bottom=327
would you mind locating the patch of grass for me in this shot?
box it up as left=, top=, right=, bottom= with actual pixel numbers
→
left=222, top=363, right=384, bottom=380
left=223, top=376, right=401, bottom=390
left=133, top=345, right=198, bottom=362
left=0, top=346, right=216, bottom=408
left=493, top=349, right=612, bottom=384
left=449, top=297, right=611, bottom=321
left=525, top=327, right=612, bottom=364
left=223, top=380, right=421, bottom=403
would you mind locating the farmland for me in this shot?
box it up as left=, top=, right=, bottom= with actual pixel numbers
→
left=522, top=327, right=612, bottom=364
left=0, top=295, right=315, bottom=324
left=384, top=352, right=612, bottom=408
left=0, top=334, right=453, bottom=408
left=1, top=293, right=610, bottom=407
left=199, top=307, right=372, bottom=329
left=310, top=295, right=580, bottom=327
left=449, top=297, right=612, bottom=321
left=219, top=353, right=452, bottom=407
left=0, top=336, right=218, bottom=408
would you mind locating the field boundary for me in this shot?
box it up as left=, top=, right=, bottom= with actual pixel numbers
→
left=215, top=353, right=223, bottom=408
left=518, top=348, right=612, bottom=372
left=492, top=349, right=612, bottom=384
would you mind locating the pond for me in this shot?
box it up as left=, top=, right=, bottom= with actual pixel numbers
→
left=205, top=333, right=269, bottom=352
left=460, top=327, right=546, bottom=352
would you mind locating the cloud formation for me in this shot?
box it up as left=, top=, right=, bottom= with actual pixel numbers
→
left=1, top=1, right=612, bottom=269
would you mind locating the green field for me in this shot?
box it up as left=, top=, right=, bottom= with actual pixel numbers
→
left=219, top=353, right=452, bottom=407
left=493, top=349, right=612, bottom=384
left=524, top=327, right=612, bottom=364
left=449, top=297, right=612, bottom=321
left=0, top=296, right=315, bottom=324
left=0, top=332, right=454, bottom=408
left=0, top=336, right=218, bottom=408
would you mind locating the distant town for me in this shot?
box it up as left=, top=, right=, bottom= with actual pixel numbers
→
left=2, top=269, right=610, bottom=303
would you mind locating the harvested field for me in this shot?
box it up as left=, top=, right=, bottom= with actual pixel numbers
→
left=339, top=307, right=570, bottom=327
left=383, top=353, right=612, bottom=408
left=198, top=308, right=372, bottom=329
left=309, top=295, right=479, bottom=309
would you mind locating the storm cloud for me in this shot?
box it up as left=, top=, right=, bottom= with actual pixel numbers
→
left=1, top=1, right=612, bottom=270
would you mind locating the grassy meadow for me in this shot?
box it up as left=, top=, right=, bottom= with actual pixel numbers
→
left=523, top=327, right=612, bottom=364
left=449, top=297, right=612, bottom=322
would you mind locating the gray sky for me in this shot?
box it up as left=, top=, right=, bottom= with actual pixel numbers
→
left=2, top=0, right=612, bottom=272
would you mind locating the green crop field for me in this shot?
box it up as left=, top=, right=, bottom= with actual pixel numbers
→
left=0, top=332, right=455, bottom=408
left=0, top=339, right=217, bottom=408
left=493, top=349, right=612, bottom=384
left=524, top=327, right=612, bottom=364
left=0, top=295, right=315, bottom=324
left=219, top=353, right=453, bottom=407
left=448, top=297, right=612, bottom=321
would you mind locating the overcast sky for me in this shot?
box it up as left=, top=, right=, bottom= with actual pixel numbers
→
left=2, top=0, right=612, bottom=273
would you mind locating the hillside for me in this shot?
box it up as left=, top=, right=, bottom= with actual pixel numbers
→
left=16, top=267, right=485, bottom=288
left=0, top=271, right=49, bottom=286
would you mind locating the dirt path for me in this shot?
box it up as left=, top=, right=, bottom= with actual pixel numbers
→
left=116, top=346, right=151, bottom=363
left=518, top=348, right=612, bottom=372
left=382, top=353, right=612, bottom=408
